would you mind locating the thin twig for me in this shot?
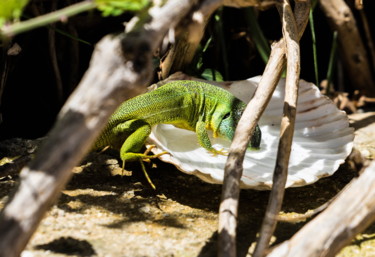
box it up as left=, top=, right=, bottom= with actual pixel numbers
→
left=223, top=0, right=278, bottom=8
left=218, top=1, right=310, bottom=257
left=358, top=9, right=375, bottom=74
left=0, top=1, right=96, bottom=38
left=252, top=0, right=301, bottom=256
left=218, top=43, right=285, bottom=257
left=309, top=8, right=319, bottom=86
left=48, top=0, right=64, bottom=104
left=0, top=42, right=11, bottom=124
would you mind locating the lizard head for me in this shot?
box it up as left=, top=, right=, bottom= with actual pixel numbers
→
left=215, top=100, right=261, bottom=149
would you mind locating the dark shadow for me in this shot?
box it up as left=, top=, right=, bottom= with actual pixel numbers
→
left=0, top=179, right=18, bottom=200
left=54, top=148, right=357, bottom=238
left=56, top=154, right=189, bottom=229
left=197, top=215, right=265, bottom=257
left=197, top=162, right=357, bottom=257
left=197, top=231, right=218, bottom=257
left=35, top=236, right=96, bottom=256
left=350, top=112, right=375, bottom=130
left=0, top=138, right=358, bottom=256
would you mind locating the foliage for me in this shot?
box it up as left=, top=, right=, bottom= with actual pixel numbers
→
left=0, top=0, right=29, bottom=26
left=201, top=69, right=224, bottom=82
left=245, top=7, right=270, bottom=64
left=95, top=0, right=150, bottom=16
left=0, top=0, right=151, bottom=38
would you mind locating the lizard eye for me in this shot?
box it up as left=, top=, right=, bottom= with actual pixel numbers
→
left=223, top=112, right=231, bottom=120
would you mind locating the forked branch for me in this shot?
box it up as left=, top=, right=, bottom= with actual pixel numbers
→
left=253, top=0, right=301, bottom=256
left=218, top=1, right=310, bottom=257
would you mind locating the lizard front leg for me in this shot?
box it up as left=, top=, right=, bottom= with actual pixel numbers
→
left=119, top=121, right=168, bottom=162
left=119, top=122, right=152, bottom=162
left=195, top=121, right=227, bottom=156
left=114, top=120, right=168, bottom=189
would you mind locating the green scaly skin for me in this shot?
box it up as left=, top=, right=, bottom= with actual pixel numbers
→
left=94, top=80, right=261, bottom=164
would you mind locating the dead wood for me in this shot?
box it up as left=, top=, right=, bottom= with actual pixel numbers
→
left=252, top=0, right=301, bottom=256
left=267, top=161, right=375, bottom=257
left=223, top=0, right=278, bottom=8
left=319, top=0, right=375, bottom=96
left=0, top=1, right=201, bottom=256
left=218, top=1, right=310, bottom=257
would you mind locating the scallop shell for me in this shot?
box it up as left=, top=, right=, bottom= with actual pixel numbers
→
left=148, top=76, right=354, bottom=190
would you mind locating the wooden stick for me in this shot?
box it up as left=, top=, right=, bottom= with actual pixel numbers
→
left=223, top=0, right=278, bottom=8
left=267, top=161, right=375, bottom=257
left=0, top=1, right=199, bottom=256
left=218, top=1, right=310, bottom=256
left=0, top=1, right=96, bottom=38
left=252, top=0, right=301, bottom=256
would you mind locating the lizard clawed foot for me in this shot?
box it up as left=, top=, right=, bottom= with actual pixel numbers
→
left=139, top=160, right=156, bottom=190
left=209, top=148, right=228, bottom=156
left=142, top=145, right=169, bottom=162
left=138, top=147, right=169, bottom=190
left=120, top=147, right=170, bottom=190
left=143, top=145, right=157, bottom=156
left=119, top=160, right=152, bottom=189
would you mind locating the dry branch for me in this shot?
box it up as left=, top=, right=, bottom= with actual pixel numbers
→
left=319, top=0, right=375, bottom=96
left=267, top=161, right=375, bottom=257
left=252, top=0, right=300, bottom=256
left=223, top=0, right=278, bottom=8
left=218, top=1, right=310, bottom=257
left=0, top=1, right=201, bottom=256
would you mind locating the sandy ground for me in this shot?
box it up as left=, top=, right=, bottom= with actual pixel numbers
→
left=0, top=112, right=374, bottom=257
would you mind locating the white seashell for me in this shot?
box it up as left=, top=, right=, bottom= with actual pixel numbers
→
left=148, top=76, right=354, bottom=190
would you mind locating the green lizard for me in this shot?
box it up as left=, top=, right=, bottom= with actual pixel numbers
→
left=93, top=80, right=261, bottom=184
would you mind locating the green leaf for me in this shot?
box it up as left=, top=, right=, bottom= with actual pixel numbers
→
left=95, top=0, right=150, bottom=16
left=244, top=7, right=271, bottom=65
left=0, top=0, right=29, bottom=24
left=201, top=69, right=224, bottom=82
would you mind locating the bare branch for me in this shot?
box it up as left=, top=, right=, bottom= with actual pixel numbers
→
left=267, top=161, right=375, bottom=257
left=0, top=1, right=96, bottom=38
left=253, top=0, right=301, bottom=255
left=218, top=1, right=310, bottom=257
left=223, top=0, right=279, bottom=8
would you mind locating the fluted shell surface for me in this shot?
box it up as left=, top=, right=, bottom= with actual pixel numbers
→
left=148, top=76, right=354, bottom=190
